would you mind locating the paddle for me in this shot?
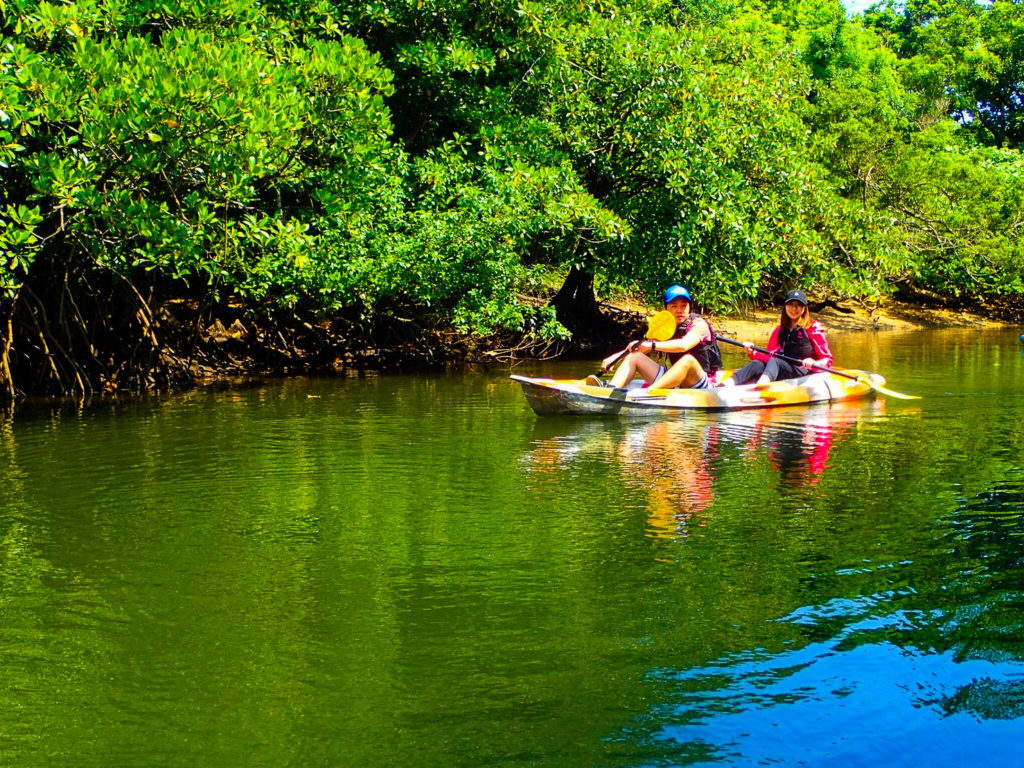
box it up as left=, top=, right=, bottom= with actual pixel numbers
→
left=717, top=335, right=920, bottom=400
left=600, top=310, right=677, bottom=373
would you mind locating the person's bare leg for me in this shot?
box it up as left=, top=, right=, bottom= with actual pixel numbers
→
left=609, top=353, right=661, bottom=388
left=650, top=356, right=704, bottom=390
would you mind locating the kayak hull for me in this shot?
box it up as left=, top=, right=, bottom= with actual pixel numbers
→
left=511, top=370, right=882, bottom=416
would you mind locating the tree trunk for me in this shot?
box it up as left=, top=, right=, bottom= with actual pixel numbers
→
left=0, top=304, right=13, bottom=402
left=550, top=265, right=619, bottom=344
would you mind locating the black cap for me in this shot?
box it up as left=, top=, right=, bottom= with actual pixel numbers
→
left=784, top=290, right=808, bottom=306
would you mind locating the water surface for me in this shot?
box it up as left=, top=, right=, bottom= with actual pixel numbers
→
left=2, top=328, right=1023, bottom=766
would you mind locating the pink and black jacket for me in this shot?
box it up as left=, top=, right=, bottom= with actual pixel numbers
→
left=749, top=321, right=833, bottom=368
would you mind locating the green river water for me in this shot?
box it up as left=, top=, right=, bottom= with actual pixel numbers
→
left=2, top=328, right=1024, bottom=767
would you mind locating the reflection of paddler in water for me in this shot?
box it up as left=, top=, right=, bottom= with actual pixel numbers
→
left=519, top=421, right=717, bottom=535
left=768, top=418, right=834, bottom=485
left=617, top=419, right=719, bottom=539
left=730, top=400, right=884, bottom=486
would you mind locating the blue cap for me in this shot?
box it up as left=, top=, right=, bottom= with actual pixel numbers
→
left=663, top=285, right=692, bottom=305
left=784, top=289, right=808, bottom=306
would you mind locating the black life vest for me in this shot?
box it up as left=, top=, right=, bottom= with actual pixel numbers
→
left=777, top=325, right=815, bottom=361
left=669, top=313, right=723, bottom=372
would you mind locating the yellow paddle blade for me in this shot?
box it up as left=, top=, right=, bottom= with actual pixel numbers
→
left=646, top=310, right=677, bottom=341
left=859, top=377, right=921, bottom=400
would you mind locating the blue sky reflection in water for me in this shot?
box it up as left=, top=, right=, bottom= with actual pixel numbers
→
left=650, top=634, right=1024, bottom=767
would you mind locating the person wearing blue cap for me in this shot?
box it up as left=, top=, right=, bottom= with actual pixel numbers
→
left=722, top=289, right=833, bottom=387
left=599, top=285, right=723, bottom=390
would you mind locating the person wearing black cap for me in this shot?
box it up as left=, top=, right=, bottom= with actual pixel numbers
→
left=599, top=284, right=723, bottom=390
left=722, top=289, right=833, bottom=387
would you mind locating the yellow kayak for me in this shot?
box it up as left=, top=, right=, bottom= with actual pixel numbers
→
left=511, top=369, right=884, bottom=416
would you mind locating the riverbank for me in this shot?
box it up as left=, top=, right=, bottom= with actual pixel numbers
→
left=712, top=297, right=1017, bottom=342
left=5, top=293, right=1016, bottom=405
left=189, top=296, right=1017, bottom=381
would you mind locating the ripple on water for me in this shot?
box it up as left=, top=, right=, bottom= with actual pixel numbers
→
left=642, top=599, right=1024, bottom=768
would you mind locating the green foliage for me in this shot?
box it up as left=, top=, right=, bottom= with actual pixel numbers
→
left=0, top=43, right=44, bottom=301
left=2, top=0, right=1024, bottom=397
left=313, top=137, right=623, bottom=334
left=1, top=0, right=398, bottom=306
left=837, top=0, right=1024, bottom=297
left=862, top=0, right=1024, bottom=148
left=503, top=7, right=890, bottom=308
left=972, top=1, right=1024, bottom=148
left=889, top=128, right=1024, bottom=297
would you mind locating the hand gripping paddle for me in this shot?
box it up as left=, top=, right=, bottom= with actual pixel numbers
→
left=601, top=310, right=678, bottom=372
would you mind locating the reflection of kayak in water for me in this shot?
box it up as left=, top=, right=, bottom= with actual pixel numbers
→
left=511, top=370, right=883, bottom=416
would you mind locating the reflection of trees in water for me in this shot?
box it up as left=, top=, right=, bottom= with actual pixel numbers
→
left=937, top=486, right=1024, bottom=667
left=572, top=403, right=1024, bottom=752
left=941, top=676, right=1024, bottom=720
left=794, top=484, right=1024, bottom=722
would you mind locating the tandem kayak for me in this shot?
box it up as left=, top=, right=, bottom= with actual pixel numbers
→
left=510, top=369, right=885, bottom=416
